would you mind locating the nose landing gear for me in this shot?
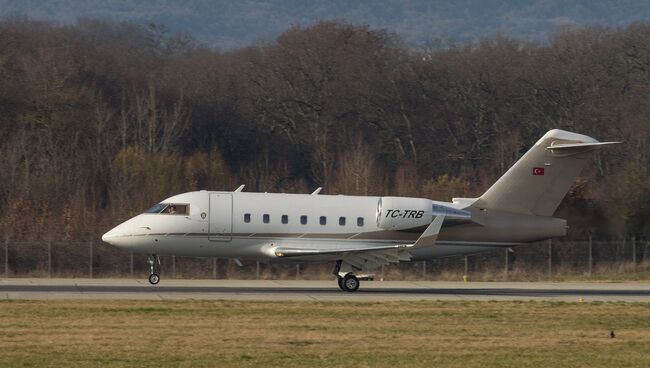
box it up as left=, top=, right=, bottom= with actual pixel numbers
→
left=148, top=254, right=161, bottom=285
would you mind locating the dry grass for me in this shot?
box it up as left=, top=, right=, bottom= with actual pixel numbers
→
left=1, top=300, right=650, bottom=367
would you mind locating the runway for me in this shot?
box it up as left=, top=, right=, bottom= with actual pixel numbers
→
left=2, top=278, right=650, bottom=302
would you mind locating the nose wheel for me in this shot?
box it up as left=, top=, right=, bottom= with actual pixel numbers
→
left=148, top=255, right=161, bottom=285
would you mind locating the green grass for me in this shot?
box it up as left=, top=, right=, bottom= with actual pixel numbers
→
left=1, top=300, right=650, bottom=367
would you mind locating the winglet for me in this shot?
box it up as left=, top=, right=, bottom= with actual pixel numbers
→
left=311, top=187, right=323, bottom=195
left=413, top=215, right=445, bottom=248
left=234, top=184, right=245, bottom=192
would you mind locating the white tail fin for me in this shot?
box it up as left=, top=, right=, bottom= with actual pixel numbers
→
left=475, top=129, right=618, bottom=216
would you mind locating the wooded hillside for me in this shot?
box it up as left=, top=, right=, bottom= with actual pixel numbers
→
left=0, top=18, right=647, bottom=242
left=3, top=0, right=650, bottom=48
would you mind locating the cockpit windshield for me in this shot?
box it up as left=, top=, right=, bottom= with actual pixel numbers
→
left=144, top=203, right=167, bottom=214
left=143, top=203, right=189, bottom=215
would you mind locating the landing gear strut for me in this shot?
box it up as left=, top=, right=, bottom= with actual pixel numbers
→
left=148, top=254, right=160, bottom=285
left=333, top=260, right=361, bottom=292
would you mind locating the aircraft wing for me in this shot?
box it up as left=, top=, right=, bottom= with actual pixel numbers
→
left=273, top=216, right=445, bottom=270
left=273, top=243, right=412, bottom=257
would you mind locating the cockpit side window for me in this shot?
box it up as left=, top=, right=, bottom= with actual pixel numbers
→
left=143, top=203, right=189, bottom=215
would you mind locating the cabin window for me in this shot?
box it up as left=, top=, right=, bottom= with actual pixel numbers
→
left=339, top=217, right=346, bottom=226
left=320, top=216, right=327, bottom=225
left=263, top=214, right=270, bottom=223
left=300, top=215, right=308, bottom=225
left=281, top=215, right=288, bottom=224
left=357, top=217, right=364, bottom=227
left=143, top=203, right=189, bottom=215
left=244, top=213, right=251, bottom=223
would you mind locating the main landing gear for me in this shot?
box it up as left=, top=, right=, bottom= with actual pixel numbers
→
left=334, top=260, right=360, bottom=292
left=148, top=254, right=161, bottom=285
left=337, top=274, right=360, bottom=292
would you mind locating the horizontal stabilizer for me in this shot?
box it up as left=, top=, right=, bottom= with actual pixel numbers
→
left=546, top=141, right=620, bottom=156
left=546, top=141, right=620, bottom=150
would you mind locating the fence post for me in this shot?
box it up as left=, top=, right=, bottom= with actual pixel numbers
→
left=172, top=255, right=176, bottom=279
left=212, top=258, right=217, bottom=279
left=464, top=256, right=469, bottom=279
left=296, top=264, right=300, bottom=280
left=130, top=251, right=134, bottom=278
left=587, top=232, right=594, bottom=277
left=620, top=238, right=626, bottom=265
left=632, top=236, right=637, bottom=276
left=421, top=261, right=426, bottom=279
left=548, top=239, right=553, bottom=279
left=4, top=238, right=8, bottom=278
left=380, top=264, right=385, bottom=281
left=504, top=249, right=509, bottom=281
left=89, top=241, right=93, bottom=279
left=255, top=261, right=260, bottom=280
left=47, top=241, right=52, bottom=278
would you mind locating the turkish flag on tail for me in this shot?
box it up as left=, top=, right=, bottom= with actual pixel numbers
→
left=533, top=167, right=545, bottom=176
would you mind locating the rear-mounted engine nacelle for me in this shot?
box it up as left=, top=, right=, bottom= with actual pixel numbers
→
left=376, top=197, right=433, bottom=230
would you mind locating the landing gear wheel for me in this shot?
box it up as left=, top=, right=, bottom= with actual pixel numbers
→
left=337, top=276, right=345, bottom=291
left=147, top=254, right=161, bottom=285
left=341, top=274, right=360, bottom=292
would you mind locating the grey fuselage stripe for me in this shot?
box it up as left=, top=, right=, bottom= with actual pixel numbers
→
left=113, top=232, right=521, bottom=247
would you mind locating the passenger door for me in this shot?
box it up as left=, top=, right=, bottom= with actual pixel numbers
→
left=209, top=193, right=232, bottom=241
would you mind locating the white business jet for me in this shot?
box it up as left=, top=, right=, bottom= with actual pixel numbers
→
left=102, top=129, right=618, bottom=291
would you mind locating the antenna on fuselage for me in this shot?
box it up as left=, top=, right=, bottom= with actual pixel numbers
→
left=311, top=187, right=323, bottom=195
left=234, top=184, right=245, bottom=192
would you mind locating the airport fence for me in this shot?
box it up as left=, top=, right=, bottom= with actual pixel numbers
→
left=0, top=238, right=648, bottom=281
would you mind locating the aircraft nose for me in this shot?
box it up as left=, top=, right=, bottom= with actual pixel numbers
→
left=101, top=220, right=133, bottom=249
left=101, top=230, right=113, bottom=244
left=101, top=215, right=150, bottom=250
left=102, top=227, right=120, bottom=246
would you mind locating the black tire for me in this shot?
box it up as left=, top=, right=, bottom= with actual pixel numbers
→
left=149, top=273, right=160, bottom=285
left=342, top=274, right=360, bottom=292
left=337, top=276, right=345, bottom=291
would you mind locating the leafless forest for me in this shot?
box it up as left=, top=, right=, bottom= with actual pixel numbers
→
left=0, top=18, right=648, bottom=278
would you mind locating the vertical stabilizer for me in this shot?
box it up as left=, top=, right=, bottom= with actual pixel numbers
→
left=475, top=129, right=617, bottom=216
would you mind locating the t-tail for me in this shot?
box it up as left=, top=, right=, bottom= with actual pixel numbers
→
left=474, top=129, right=619, bottom=217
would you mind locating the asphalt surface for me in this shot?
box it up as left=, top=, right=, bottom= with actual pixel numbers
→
left=2, top=278, right=650, bottom=302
